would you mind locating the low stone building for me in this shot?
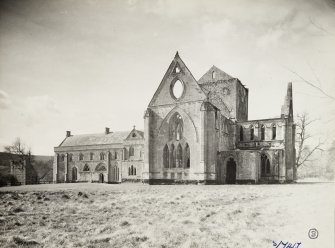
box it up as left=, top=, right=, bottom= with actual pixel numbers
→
left=53, top=127, right=144, bottom=183
left=53, top=52, right=296, bottom=184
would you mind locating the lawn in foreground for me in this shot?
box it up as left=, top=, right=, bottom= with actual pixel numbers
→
left=0, top=182, right=333, bottom=248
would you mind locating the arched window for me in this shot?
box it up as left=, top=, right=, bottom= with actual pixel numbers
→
left=185, top=143, right=190, bottom=168
left=100, top=152, right=105, bottom=160
left=170, top=113, right=183, bottom=141
left=128, top=165, right=136, bottom=176
left=129, top=146, right=134, bottom=156
left=79, top=153, right=84, bottom=161
left=261, top=154, right=270, bottom=177
left=170, top=144, right=175, bottom=168
left=68, top=154, right=73, bottom=162
left=90, top=152, right=94, bottom=160
left=163, top=145, right=169, bottom=168
left=272, top=124, right=276, bottom=140
left=83, top=164, right=90, bottom=171
left=239, top=126, right=243, bottom=141
left=177, top=144, right=183, bottom=168
left=250, top=125, right=254, bottom=140
left=72, top=167, right=77, bottom=181
left=60, top=154, right=65, bottom=162
left=212, top=71, right=216, bottom=79
left=123, top=148, right=128, bottom=160
left=260, top=124, right=265, bottom=141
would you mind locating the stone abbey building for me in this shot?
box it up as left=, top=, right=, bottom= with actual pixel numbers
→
left=53, top=53, right=296, bottom=184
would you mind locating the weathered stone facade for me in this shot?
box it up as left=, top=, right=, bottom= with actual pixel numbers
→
left=53, top=128, right=144, bottom=183
left=143, top=52, right=296, bottom=184
left=53, top=52, right=296, bottom=184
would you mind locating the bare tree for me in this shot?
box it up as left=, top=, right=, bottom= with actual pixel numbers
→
left=295, top=113, right=324, bottom=168
left=4, top=137, right=34, bottom=163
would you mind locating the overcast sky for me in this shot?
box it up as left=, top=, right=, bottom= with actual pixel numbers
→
left=0, top=0, right=334, bottom=155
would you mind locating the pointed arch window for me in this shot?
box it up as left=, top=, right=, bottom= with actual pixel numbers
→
left=185, top=143, right=190, bottom=168
left=170, top=144, right=176, bottom=168
left=60, top=154, right=65, bottom=162
left=177, top=144, right=183, bottom=168
left=250, top=125, right=254, bottom=140
left=163, top=145, right=169, bottom=168
left=79, top=153, right=84, bottom=161
left=272, top=124, right=276, bottom=140
left=260, top=124, right=265, bottom=141
left=239, top=126, right=244, bottom=141
left=100, top=152, right=105, bottom=160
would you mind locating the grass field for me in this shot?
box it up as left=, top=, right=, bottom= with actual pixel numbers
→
left=0, top=182, right=333, bottom=248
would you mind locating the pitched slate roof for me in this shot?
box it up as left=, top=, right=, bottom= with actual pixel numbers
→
left=59, top=131, right=132, bottom=147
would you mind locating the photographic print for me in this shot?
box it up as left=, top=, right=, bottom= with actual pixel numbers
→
left=0, top=0, right=334, bottom=247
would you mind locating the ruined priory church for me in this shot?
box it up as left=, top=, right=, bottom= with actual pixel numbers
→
left=53, top=52, right=296, bottom=184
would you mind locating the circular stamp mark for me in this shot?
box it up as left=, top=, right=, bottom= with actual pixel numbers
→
left=308, top=228, right=319, bottom=239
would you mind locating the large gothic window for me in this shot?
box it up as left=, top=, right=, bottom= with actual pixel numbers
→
left=170, top=113, right=183, bottom=141
left=176, top=144, right=183, bottom=168
left=163, top=145, right=169, bottom=168
left=185, top=143, right=190, bottom=168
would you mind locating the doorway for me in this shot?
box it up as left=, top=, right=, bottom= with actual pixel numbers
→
left=99, top=173, right=104, bottom=183
left=226, top=158, right=236, bottom=184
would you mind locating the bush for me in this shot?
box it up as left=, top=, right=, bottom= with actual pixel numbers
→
left=0, top=174, right=19, bottom=187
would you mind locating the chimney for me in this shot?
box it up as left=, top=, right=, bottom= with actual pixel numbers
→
left=105, top=127, right=110, bottom=134
left=66, top=131, right=71, bottom=137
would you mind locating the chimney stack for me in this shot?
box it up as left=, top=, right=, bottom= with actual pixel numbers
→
left=66, top=131, right=71, bottom=137
left=105, top=127, right=110, bottom=134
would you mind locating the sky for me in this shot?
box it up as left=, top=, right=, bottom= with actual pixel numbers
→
left=0, top=0, right=334, bottom=155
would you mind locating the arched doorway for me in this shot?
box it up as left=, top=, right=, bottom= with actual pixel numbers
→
left=226, top=158, right=236, bottom=184
left=72, top=167, right=77, bottom=182
left=99, top=173, right=104, bottom=183
left=261, top=153, right=271, bottom=178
